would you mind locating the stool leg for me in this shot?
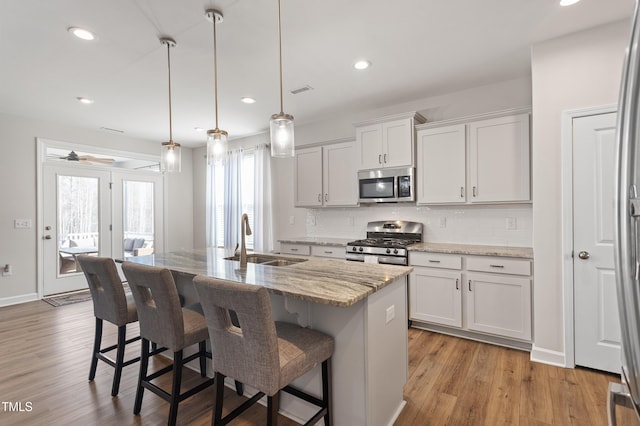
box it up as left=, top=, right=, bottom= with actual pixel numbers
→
left=213, top=372, right=226, bottom=426
left=168, top=350, right=183, bottom=426
left=267, top=392, right=280, bottom=426
left=88, top=318, right=103, bottom=381
left=322, top=359, right=333, bottom=426
left=199, top=341, right=207, bottom=377
left=234, top=380, right=244, bottom=396
left=111, top=325, right=127, bottom=396
left=134, top=338, right=149, bottom=415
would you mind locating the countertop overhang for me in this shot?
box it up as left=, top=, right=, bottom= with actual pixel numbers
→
left=124, top=248, right=412, bottom=308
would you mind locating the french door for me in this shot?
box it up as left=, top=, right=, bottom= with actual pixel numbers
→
left=41, top=164, right=164, bottom=296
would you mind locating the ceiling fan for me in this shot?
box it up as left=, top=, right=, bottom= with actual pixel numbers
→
left=54, top=150, right=115, bottom=165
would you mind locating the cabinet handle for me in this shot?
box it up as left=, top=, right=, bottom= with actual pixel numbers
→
left=324, top=251, right=333, bottom=254
left=468, top=280, right=472, bottom=291
left=455, top=278, right=459, bottom=290
left=472, top=186, right=477, bottom=197
left=490, top=264, right=505, bottom=268
left=291, top=248, right=299, bottom=252
left=384, top=153, right=387, bottom=163
left=378, top=154, right=382, bottom=164
left=460, top=187, right=464, bottom=198
left=325, top=193, right=328, bottom=202
left=428, top=260, right=441, bottom=263
left=318, top=194, right=322, bottom=202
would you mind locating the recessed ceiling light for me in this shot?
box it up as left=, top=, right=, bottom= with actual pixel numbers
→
left=241, top=97, right=256, bottom=104
left=194, top=127, right=205, bottom=132
left=68, top=27, right=95, bottom=41
left=354, top=60, right=371, bottom=70
left=559, top=0, right=580, bottom=6
left=76, top=97, right=94, bottom=104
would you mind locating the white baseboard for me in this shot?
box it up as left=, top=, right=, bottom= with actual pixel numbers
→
left=0, top=293, right=39, bottom=308
left=530, top=344, right=568, bottom=367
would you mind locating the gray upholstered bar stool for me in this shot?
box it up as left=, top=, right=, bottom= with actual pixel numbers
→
left=77, top=255, right=141, bottom=397
left=193, top=276, right=334, bottom=426
left=122, top=262, right=214, bottom=426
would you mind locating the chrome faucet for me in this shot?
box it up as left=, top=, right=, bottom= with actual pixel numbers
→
left=239, top=213, right=252, bottom=268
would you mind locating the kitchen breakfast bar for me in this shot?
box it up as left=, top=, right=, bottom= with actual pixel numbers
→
left=124, top=248, right=412, bottom=426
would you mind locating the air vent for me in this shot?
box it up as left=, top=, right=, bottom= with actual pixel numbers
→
left=100, top=127, right=124, bottom=133
left=290, top=85, right=314, bottom=95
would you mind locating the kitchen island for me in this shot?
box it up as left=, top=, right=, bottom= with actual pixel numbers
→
left=124, top=248, right=412, bottom=426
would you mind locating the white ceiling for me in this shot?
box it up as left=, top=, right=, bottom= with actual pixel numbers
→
left=0, top=0, right=634, bottom=148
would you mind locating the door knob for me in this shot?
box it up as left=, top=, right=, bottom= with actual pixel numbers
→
left=578, top=251, right=590, bottom=260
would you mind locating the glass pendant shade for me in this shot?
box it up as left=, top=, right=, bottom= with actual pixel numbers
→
left=270, top=113, right=294, bottom=157
left=207, top=129, right=228, bottom=164
left=161, top=142, right=181, bottom=173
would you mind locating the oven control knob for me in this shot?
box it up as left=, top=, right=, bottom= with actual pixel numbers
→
left=386, top=248, right=391, bottom=254
left=352, top=246, right=357, bottom=252
left=358, top=247, right=363, bottom=252
left=394, top=249, right=398, bottom=254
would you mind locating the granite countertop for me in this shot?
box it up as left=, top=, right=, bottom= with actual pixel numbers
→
left=126, top=248, right=411, bottom=308
left=278, top=237, right=352, bottom=246
left=408, top=242, right=533, bottom=259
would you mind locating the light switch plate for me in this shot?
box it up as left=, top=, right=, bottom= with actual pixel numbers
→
left=385, top=305, right=395, bottom=324
left=14, top=219, right=31, bottom=229
left=439, top=217, right=447, bottom=228
left=506, top=217, right=517, bottom=230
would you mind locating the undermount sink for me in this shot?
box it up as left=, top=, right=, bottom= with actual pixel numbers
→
left=224, top=254, right=307, bottom=267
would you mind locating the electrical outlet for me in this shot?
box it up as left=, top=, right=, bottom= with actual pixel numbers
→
left=2, top=264, right=12, bottom=277
left=439, top=217, right=447, bottom=228
left=385, top=305, right=395, bottom=324
left=506, top=217, right=517, bottom=230
left=289, top=216, right=295, bottom=225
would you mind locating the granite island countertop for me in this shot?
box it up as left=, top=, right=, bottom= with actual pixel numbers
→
left=408, top=242, right=533, bottom=259
left=125, top=248, right=412, bottom=308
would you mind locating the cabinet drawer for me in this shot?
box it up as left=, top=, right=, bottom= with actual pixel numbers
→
left=466, top=256, right=530, bottom=276
left=409, top=252, right=462, bottom=270
left=311, top=245, right=345, bottom=259
left=280, top=243, right=311, bottom=256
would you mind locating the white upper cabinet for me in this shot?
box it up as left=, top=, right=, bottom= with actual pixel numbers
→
left=417, top=124, right=467, bottom=204
left=469, top=114, right=530, bottom=203
left=294, top=141, right=358, bottom=208
left=416, top=111, right=531, bottom=205
left=355, top=112, right=426, bottom=170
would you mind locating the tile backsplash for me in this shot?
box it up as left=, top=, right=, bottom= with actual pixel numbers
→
left=303, top=204, right=532, bottom=247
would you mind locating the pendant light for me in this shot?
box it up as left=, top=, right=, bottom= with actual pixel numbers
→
left=159, top=37, right=181, bottom=173
left=205, top=9, right=228, bottom=165
left=270, top=0, right=294, bottom=158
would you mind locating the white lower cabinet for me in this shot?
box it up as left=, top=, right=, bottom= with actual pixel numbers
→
left=409, top=268, right=462, bottom=327
left=409, top=252, right=532, bottom=343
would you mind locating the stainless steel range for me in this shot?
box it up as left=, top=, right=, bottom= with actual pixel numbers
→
left=345, top=221, right=423, bottom=266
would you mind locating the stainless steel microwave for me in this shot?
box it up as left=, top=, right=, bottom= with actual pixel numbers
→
left=358, top=167, right=415, bottom=203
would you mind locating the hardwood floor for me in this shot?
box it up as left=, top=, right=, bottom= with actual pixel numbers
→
left=0, top=299, right=637, bottom=425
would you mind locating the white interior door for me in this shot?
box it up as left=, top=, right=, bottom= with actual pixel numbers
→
left=42, top=164, right=111, bottom=296
left=573, top=112, right=621, bottom=373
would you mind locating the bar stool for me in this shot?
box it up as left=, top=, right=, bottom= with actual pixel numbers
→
left=77, top=255, right=141, bottom=397
left=193, top=276, right=334, bottom=426
left=122, top=262, right=214, bottom=426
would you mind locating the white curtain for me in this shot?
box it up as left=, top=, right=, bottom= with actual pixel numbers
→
left=205, top=159, right=218, bottom=247
left=253, top=144, right=274, bottom=253
left=223, top=149, right=244, bottom=249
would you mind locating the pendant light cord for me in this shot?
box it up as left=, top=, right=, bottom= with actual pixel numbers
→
left=166, top=41, right=174, bottom=143
left=213, top=16, right=220, bottom=129
left=277, top=0, right=284, bottom=115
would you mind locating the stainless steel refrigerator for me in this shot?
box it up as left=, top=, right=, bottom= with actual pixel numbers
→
left=613, top=0, right=640, bottom=424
